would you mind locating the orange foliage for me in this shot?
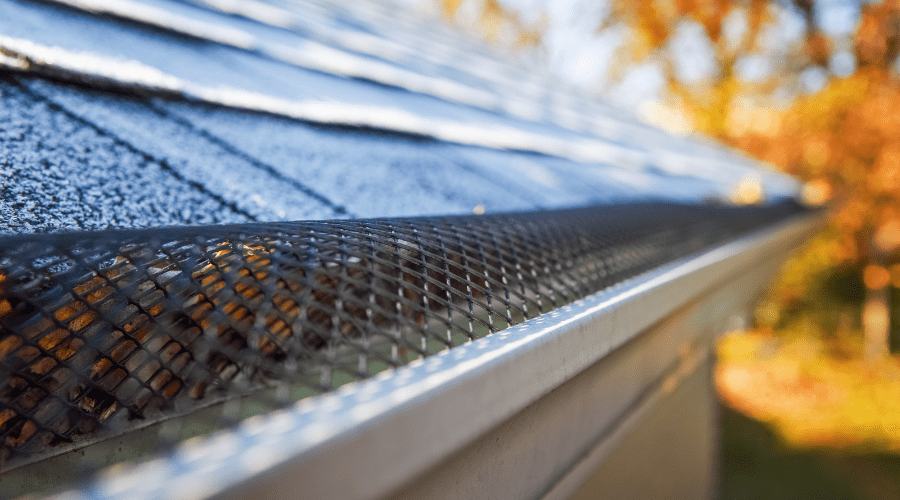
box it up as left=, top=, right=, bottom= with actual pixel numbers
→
left=856, top=0, right=900, bottom=68
left=440, top=0, right=544, bottom=48
left=739, top=69, right=900, bottom=271
left=864, top=265, right=891, bottom=290
left=717, top=332, right=900, bottom=450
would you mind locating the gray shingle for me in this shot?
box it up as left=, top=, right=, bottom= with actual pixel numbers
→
left=23, top=78, right=342, bottom=221
left=0, top=80, right=251, bottom=233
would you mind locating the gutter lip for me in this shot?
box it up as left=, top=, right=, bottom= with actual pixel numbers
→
left=45, top=210, right=823, bottom=500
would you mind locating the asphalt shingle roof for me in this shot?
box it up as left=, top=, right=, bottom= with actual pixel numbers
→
left=0, top=0, right=801, bottom=235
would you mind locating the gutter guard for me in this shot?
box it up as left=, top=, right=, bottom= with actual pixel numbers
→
left=0, top=203, right=812, bottom=498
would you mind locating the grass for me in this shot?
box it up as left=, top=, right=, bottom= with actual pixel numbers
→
left=718, top=331, right=900, bottom=499
left=721, top=405, right=900, bottom=500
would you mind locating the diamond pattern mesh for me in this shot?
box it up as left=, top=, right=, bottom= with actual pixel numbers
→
left=0, top=202, right=805, bottom=468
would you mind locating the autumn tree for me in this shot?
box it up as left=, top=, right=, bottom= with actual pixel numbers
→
left=726, top=1, right=900, bottom=360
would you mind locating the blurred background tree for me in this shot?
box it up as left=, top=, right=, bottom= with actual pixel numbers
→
left=438, top=0, right=900, bottom=361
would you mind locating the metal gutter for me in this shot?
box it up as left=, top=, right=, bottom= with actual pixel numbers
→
left=45, top=210, right=821, bottom=500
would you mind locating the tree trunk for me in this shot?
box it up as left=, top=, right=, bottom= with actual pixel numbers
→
left=863, top=284, right=890, bottom=362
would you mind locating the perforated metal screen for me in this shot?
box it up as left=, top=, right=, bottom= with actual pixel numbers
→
left=0, top=201, right=806, bottom=469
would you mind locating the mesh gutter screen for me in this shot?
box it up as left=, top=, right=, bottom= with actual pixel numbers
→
left=0, top=202, right=807, bottom=470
